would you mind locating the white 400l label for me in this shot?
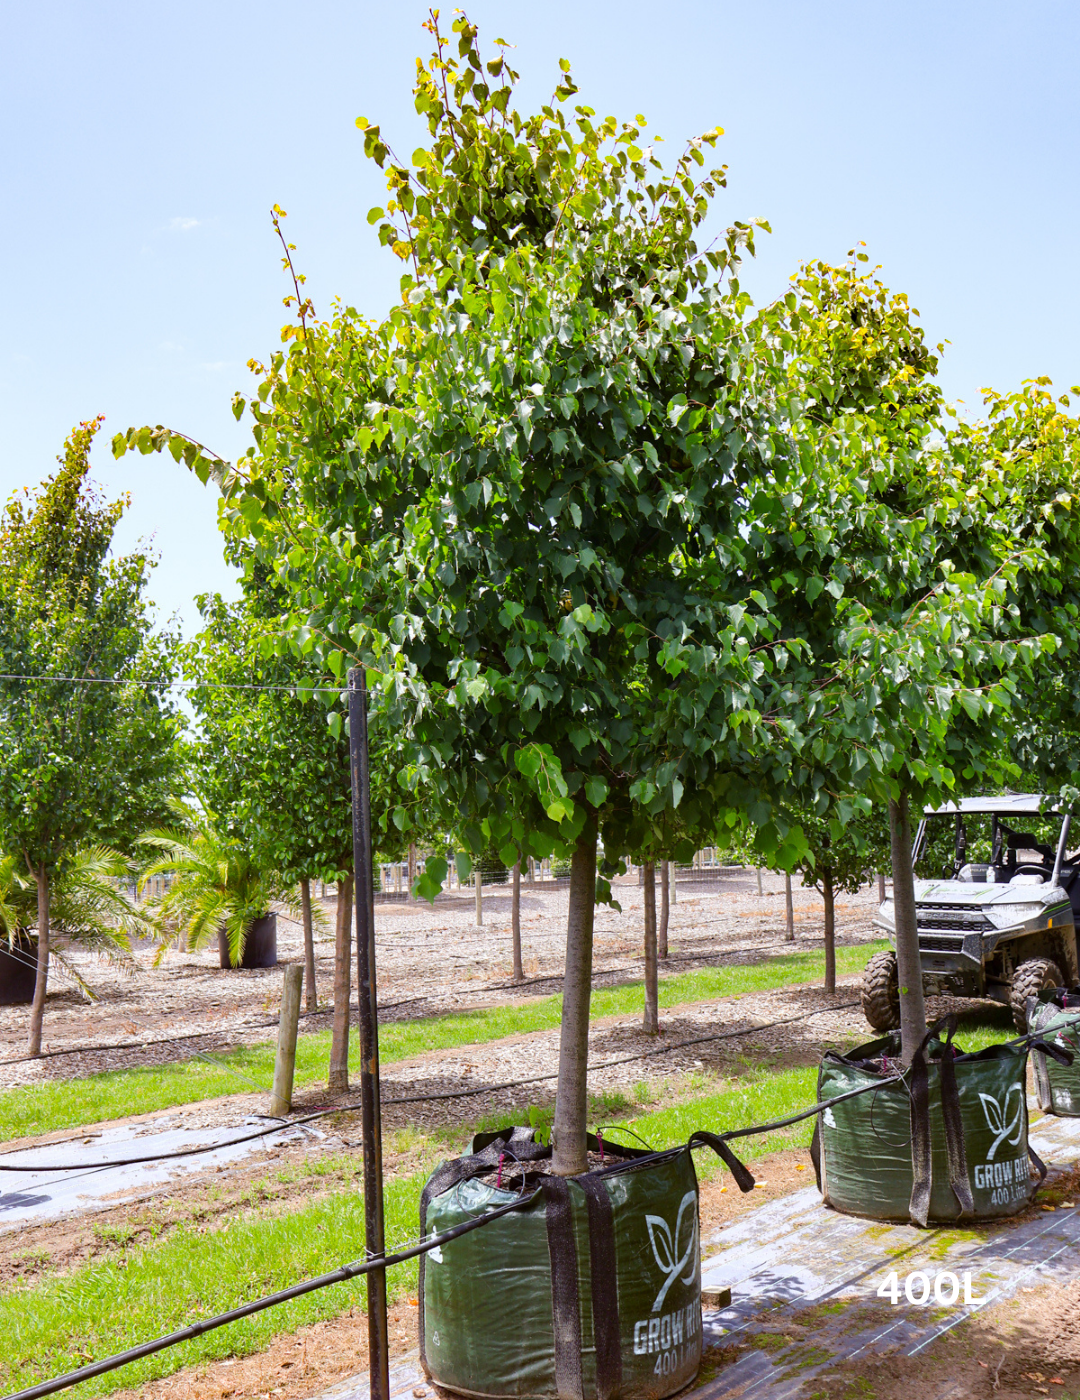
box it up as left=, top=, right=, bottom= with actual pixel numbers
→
left=877, top=1271, right=985, bottom=1306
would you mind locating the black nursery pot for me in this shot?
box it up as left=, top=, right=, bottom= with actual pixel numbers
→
left=0, top=935, right=37, bottom=1005
left=218, top=912, right=277, bottom=969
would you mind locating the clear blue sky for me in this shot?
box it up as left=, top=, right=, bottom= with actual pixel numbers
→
left=2, top=1, right=1077, bottom=635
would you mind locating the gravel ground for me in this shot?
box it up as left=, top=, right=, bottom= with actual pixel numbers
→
left=0, top=869, right=882, bottom=1092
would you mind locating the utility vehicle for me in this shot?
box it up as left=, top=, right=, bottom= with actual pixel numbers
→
left=863, top=794, right=1080, bottom=1033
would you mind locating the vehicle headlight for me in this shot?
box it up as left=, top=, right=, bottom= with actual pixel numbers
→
left=984, top=903, right=1045, bottom=929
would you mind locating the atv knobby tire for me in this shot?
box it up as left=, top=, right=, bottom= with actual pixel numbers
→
left=862, top=950, right=901, bottom=1032
left=1010, top=957, right=1064, bottom=1033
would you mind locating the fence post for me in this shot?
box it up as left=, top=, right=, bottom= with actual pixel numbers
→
left=268, top=965, right=303, bottom=1117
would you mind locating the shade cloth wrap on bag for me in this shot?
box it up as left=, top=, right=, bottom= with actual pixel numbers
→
left=1030, top=987, right=1080, bottom=1115
left=810, top=1016, right=1071, bottom=1226
left=418, top=1126, right=754, bottom=1400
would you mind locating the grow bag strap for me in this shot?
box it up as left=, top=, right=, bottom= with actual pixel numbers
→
left=577, top=1174, right=622, bottom=1400
left=688, top=1131, right=757, bottom=1193
left=1032, top=1038, right=1054, bottom=1112
left=1028, top=1143, right=1049, bottom=1186
left=908, top=1017, right=973, bottom=1227
left=936, top=1025, right=974, bottom=1220
left=809, top=1121, right=822, bottom=1191
left=541, top=1176, right=584, bottom=1400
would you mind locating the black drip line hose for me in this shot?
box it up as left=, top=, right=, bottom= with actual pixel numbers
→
left=0, top=1000, right=860, bottom=1172
left=3, top=1060, right=908, bottom=1400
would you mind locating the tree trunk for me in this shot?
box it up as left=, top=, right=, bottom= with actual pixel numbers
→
left=474, top=869, right=482, bottom=926
left=528, top=856, right=535, bottom=885
left=659, top=860, right=670, bottom=960
left=511, top=860, right=523, bottom=983
left=889, top=793, right=926, bottom=1063
left=300, top=877, right=317, bottom=1014
left=328, top=874, right=353, bottom=1095
left=552, top=822, right=597, bottom=1176
left=877, top=871, right=886, bottom=904
left=823, top=868, right=836, bottom=993
left=784, top=871, right=795, bottom=941
left=755, top=867, right=763, bottom=896
left=408, top=843, right=417, bottom=901
left=643, top=861, right=658, bottom=1033
left=27, top=865, right=50, bottom=1057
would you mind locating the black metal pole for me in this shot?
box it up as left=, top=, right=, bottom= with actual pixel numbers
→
left=348, top=666, right=389, bottom=1400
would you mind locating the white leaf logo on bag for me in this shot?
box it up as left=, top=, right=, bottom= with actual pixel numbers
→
left=646, top=1190, right=698, bottom=1313
left=978, top=1086, right=1023, bottom=1161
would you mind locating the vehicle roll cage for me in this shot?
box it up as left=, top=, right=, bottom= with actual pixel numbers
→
left=910, top=811, right=1073, bottom=888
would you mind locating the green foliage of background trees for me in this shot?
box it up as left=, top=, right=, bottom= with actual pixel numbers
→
left=0, top=419, right=179, bottom=1052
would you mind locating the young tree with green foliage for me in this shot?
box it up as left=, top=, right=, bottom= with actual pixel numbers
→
left=117, top=20, right=1080, bottom=1132
left=0, top=421, right=179, bottom=1053
left=183, top=591, right=432, bottom=1089
left=772, top=809, right=890, bottom=993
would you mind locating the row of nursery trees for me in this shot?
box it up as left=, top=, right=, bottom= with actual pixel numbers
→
left=0, top=421, right=838, bottom=1068
left=0, top=426, right=445, bottom=1067
left=7, top=15, right=1080, bottom=1173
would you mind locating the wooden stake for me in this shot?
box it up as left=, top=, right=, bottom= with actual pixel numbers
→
left=268, top=964, right=303, bottom=1117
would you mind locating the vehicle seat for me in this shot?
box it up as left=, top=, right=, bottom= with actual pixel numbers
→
left=958, top=863, right=994, bottom=883
left=1009, top=872, right=1045, bottom=885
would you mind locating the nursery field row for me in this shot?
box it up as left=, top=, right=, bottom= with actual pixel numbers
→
left=0, top=945, right=887, bottom=1141
left=1, top=994, right=1020, bottom=1400
left=0, top=1061, right=835, bottom=1398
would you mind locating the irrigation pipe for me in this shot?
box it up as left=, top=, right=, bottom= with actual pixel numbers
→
left=374, top=999, right=863, bottom=1109
left=3, top=1184, right=543, bottom=1400
left=0, top=1000, right=861, bottom=1172
left=0, top=996, right=427, bottom=1068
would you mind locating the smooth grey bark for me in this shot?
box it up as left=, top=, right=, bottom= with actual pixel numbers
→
left=328, top=874, right=353, bottom=1095
left=408, top=843, right=417, bottom=901
left=643, top=861, right=659, bottom=1033
left=889, top=793, right=926, bottom=1063
left=877, top=871, right=887, bottom=904
left=27, top=866, right=50, bottom=1056
left=511, top=860, right=523, bottom=983
left=552, top=823, right=597, bottom=1176
left=474, top=869, right=483, bottom=926
left=659, top=861, right=670, bottom=960
left=823, top=868, right=836, bottom=993
left=300, top=876, right=317, bottom=1013
left=784, top=871, right=795, bottom=941
left=755, top=867, right=763, bottom=896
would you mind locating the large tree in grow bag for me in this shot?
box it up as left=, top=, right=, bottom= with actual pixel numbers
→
left=811, top=1017, right=1069, bottom=1225
left=419, top=1127, right=754, bottom=1400
left=1030, top=988, right=1080, bottom=1115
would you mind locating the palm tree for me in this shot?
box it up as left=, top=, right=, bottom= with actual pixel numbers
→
left=138, top=805, right=311, bottom=966
left=0, top=846, right=150, bottom=997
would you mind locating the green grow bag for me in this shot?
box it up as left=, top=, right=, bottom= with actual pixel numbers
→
left=1029, top=988, right=1080, bottom=1115
left=419, top=1126, right=753, bottom=1400
left=811, top=1016, right=1063, bottom=1226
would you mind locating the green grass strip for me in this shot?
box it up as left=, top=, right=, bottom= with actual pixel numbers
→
left=0, top=942, right=887, bottom=1141
left=1, top=1161, right=426, bottom=1396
